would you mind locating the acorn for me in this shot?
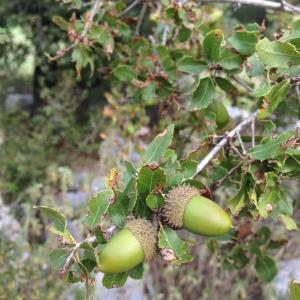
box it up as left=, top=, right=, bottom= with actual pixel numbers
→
left=208, top=100, right=230, bottom=129
left=98, top=219, right=157, bottom=274
left=164, top=185, right=232, bottom=236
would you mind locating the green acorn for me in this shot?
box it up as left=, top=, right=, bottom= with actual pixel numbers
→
left=164, top=185, right=232, bottom=236
left=208, top=100, right=230, bottom=129
left=98, top=219, right=157, bottom=274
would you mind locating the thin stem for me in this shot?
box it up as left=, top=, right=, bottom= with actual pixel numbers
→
left=162, top=24, right=170, bottom=45
left=295, top=84, right=300, bottom=104
left=60, top=236, right=96, bottom=274
left=199, top=0, right=300, bottom=13
left=229, top=140, right=246, bottom=160
left=216, top=162, right=243, bottom=187
left=135, top=3, right=147, bottom=36
left=118, top=0, right=140, bottom=17
left=251, top=118, right=256, bottom=147
left=236, top=131, right=247, bottom=155
left=49, top=0, right=102, bottom=61
left=230, top=75, right=253, bottom=93
left=193, top=110, right=258, bottom=177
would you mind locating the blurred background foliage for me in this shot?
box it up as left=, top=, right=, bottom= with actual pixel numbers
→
left=0, top=1, right=300, bottom=299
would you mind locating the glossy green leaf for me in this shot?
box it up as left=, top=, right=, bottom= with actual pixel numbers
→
left=289, top=281, right=300, bottom=300
left=142, top=124, right=174, bottom=163
left=258, top=188, right=280, bottom=218
left=137, top=166, right=166, bottom=198
left=258, top=80, right=290, bottom=120
left=158, top=226, right=193, bottom=265
left=203, top=29, right=224, bottom=61
left=189, top=77, right=214, bottom=110
left=255, top=255, right=277, bottom=282
left=52, top=16, right=68, bottom=31
left=219, top=49, right=243, bottom=71
left=146, top=193, right=165, bottom=209
left=279, top=214, right=298, bottom=231
left=112, top=65, right=135, bottom=81
left=256, top=38, right=300, bottom=68
left=177, top=56, right=207, bottom=74
left=124, top=177, right=138, bottom=212
left=102, top=272, right=128, bottom=288
left=38, top=206, right=67, bottom=234
left=85, top=190, right=113, bottom=228
left=228, top=31, right=257, bottom=56
left=108, top=190, right=129, bottom=227
left=128, top=263, right=144, bottom=280
left=249, top=132, right=292, bottom=160
left=88, top=25, right=114, bottom=53
left=228, top=175, right=248, bottom=215
left=49, top=249, right=69, bottom=269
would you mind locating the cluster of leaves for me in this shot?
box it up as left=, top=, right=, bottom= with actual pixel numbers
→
left=34, top=0, right=300, bottom=293
left=41, top=121, right=299, bottom=288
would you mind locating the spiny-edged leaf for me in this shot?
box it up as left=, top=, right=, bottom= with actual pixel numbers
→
left=72, top=45, right=94, bottom=76
left=49, top=249, right=69, bottom=269
left=258, top=188, right=280, bottom=218
left=279, top=156, right=300, bottom=178
left=158, top=226, right=193, bottom=265
left=289, top=280, right=300, bottom=300
left=88, top=24, right=114, bottom=54
left=258, top=80, right=290, bottom=120
left=249, top=132, right=292, bottom=160
left=177, top=25, right=191, bottom=43
left=279, top=214, right=298, bottom=231
left=177, top=56, right=207, bottom=74
left=37, top=206, right=67, bottom=234
left=146, top=193, right=165, bottom=209
left=112, top=65, right=135, bottom=81
left=219, top=49, right=243, bottom=71
left=228, top=175, right=249, bottom=215
left=189, top=77, right=214, bottom=110
left=255, top=255, right=277, bottom=282
left=124, top=177, right=138, bottom=211
left=203, top=29, right=224, bottom=61
left=228, top=30, right=257, bottom=56
left=52, top=16, right=68, bottom=31
left=247, top=54, right=265, bottom=77
left=256, top=38, right=300, bottom=68
left=142, top=124, right=174, bottom=163
left=85, top=190, right=113, bottom=228
left=122, top=160, right=137, bottom=186
left=137, top=166, right=166, bottom=198
left=108, top=190, right=129, bottom=227
left=254, top=81, right=271, bottom=97
left=102, top=272, right=128, bottom=288
left=128, top=263, right=144, bottom=280
left=282, top=19, right=300, bottom=49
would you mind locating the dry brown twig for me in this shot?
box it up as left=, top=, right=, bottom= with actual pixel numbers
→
left=49, top=0, right=102, bottom=61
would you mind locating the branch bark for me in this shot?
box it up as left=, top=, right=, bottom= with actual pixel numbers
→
left=199, top=0, right=300, bottom=13
left=193, top=110, right=258, bottom=177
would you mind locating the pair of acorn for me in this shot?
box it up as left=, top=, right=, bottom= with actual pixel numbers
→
left=99, top=185, right=232, bottom=274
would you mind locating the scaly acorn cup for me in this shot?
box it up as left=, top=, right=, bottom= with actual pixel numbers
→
left=164, top=185, right=232, bottom=236
left=98, top=219, right=157, bottom=274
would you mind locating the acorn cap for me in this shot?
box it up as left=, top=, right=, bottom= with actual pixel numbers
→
left=125, top=219, right=157, bottom=261
left=164, top=185, right=200, bottom=228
